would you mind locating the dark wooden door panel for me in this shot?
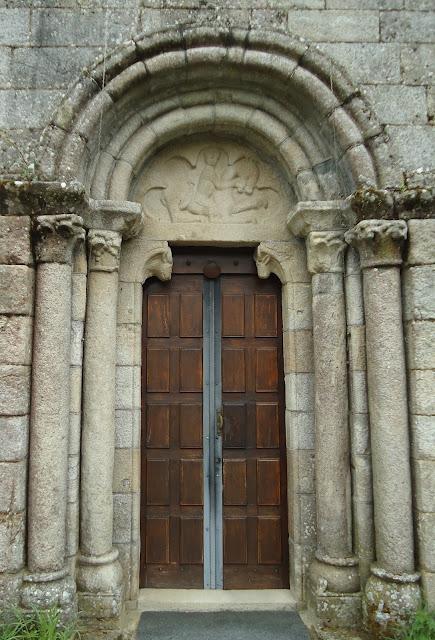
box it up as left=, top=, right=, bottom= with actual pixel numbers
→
left=141, top=274, right=204, bottom=588
left=221, top=274, right=288, bottom=589
left=141, top=252, right=288, bottom=590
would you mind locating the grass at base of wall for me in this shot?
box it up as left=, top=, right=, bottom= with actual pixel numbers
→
left=388, top=607, right=435, bottom=640
left=0, top=607, right=80, bottom=640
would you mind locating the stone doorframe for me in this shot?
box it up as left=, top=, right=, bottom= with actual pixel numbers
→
left=1, top=23, right=424, bottom=639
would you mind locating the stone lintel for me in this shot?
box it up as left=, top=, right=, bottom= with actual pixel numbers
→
left=0, top=179, right=86, bottom=217
left=35, top=214, right=85, bottom=264
left=345, top=219, right=407, bottom=269
left=86, top=199, right=144, bottom=239
left=287, top=200, right=355, bottom=238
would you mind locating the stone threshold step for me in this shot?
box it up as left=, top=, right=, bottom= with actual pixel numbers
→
left=138, top=589, right=298, bottom=612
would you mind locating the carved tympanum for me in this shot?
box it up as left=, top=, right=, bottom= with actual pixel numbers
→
left=133, top=138, right=290, bottom=230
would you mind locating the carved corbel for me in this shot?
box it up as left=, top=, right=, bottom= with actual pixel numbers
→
left=255, top=241, right=294, bottom=284
left=35, top=214, right=85, bottom=264
left=345, top=219, right=407, bottom=269
left=141, top=241, right=173, bottom=283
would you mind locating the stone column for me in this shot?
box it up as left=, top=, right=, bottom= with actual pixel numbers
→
left=22, top=214, right=84, bottom=614
left=345, top=219, right=421, bottom=635
left=77, top=200, right=143, bottom=621
left=77, top=230, right=123, bottom=617
left=288, top=202, right=360, bottom=629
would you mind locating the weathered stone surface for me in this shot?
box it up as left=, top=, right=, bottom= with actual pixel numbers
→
left=0, top=364, right=30, bottom=415
left=0, top=415, right=28, bottom=462
left=288, top=10, right=379, bottom=43
left=406, top=220, right=435, bottom=266
left=406, top=321, right=435, bottom=370
left=387, top=125, right=435, bottom=172
left=286, top=410, right=315, bottom=451
left=117, top=282, right=142, bottom=325
left=116, top=323, right=141, bottom=367
left=72, top=272, right=87, bottom=321
left=417, top=512, right=435, bottom=571
left=0, top=315, right=32, bottom=365
left=113, top=493, right=132, bottom=544
left=381, top=11, right=435, bottom=43
left=400, top=44, right=435, bottom=85
left=0, top=573, right=21, bottom=608
left=115, top=408, right=140, bottom=450
left=409, top=370, right=435, bottom=415
left=403, top=266, right=435, bottom=320
left=0, top=265, right=34, bottom=315
left=414, top=460, right=435, bottom=512
left=0, top=215, right=32, bottom=264
left=113, top=448, right=139, bottom=494
left=0, top=460, right=26, bottom=512
left=285, top=372, right=315, bottom=412
left=411, top=415, right=435, bottom=460
left=363, top=85, right=427, bottom=125
left=0, top=89, right=64, bottom=129
left=0, top=510, right=25, bottom=572
left=0, top=8, right=29, bottom=46
left=283, top=329, right=314, bottom=373
left=318, top=43, right=401, bottom=83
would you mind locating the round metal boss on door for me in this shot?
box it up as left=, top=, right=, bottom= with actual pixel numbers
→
left=203, top=261, right=221, bottom=278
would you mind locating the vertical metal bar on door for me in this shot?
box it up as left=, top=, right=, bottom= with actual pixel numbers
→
left=203, top=278, right=223, bottom=589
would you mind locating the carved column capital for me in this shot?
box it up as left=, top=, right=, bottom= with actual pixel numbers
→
left=255, top=241, right=293, bottom=284
left=345, top=219, right=407, bottom=269
left=35, top=214, right=85, bottom=264
left=306, top=230, right=346, bottom=275
left=88, top=229, right=122, bottom=273
left=141, top=241, right=173, bottom=282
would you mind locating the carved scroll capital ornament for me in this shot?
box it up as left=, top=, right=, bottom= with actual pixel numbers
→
left=255, top=242, right=294, bottom=284
left=35, top=214, right=85, bottom=264
left=88, top=230, right=122, bottom=273
left=306, top=231, right=346, bottom=275
left=142, top=241, right=173, bottom=283
left=345, top=219, right=407, bottom=269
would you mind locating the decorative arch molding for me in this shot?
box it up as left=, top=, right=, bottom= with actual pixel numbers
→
left=39, top=25, right=396, bottom=203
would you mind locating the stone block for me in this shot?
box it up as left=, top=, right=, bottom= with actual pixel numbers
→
left=381, top=11, right=435, bottom=43
left=113, top=493, right=132, bottom=544
left=69, top=365, right=82, bottom=415
left=414, top=460, right=435, bottom=512
left=287, top=283, right=313, bottom=330
left=401, top=44, right=435, bottom=86
left=428, top=87, right=435, bottom=126
left=411, top=415, right=435, bottom=460
left=70, top=320, right=84, bottom=367
left=131, top=492, right=140, bottom=544
left=352, top=455, right=373, bottom=502
left=0, top=215, right=32, bottom=264
left=0, top=415, right=28, bottom=462
left=115, top=409, right=134, bottom=449
left=251, top=10, right=288, bottom=31
left=349, top=325, right=366, bottom=371
left=0, top=511, right=25, bottom=572
left=30, top=8, right=137, bottom=46
left=0, top=364, right=30, bottom=415
left=10, top=46, right=100, bottom=89
left=0, top=48, right=11, bottom=89
left=327, top=0, right=402, bottom=6
left=417, top=512, right=435, bottom=572
left=116, top=323, right=141, bottom=366
left=403, top=266, right=435, bottom=321
left=409, top=370, right=435, bottom=416
left=350, top=413, right=370, bottom=457
left=0, top=460, right=26, bottom=512
left=363, top=85, right=427, bottom=126
left=285, top=372, right=315, bottom=412
left=115, top=366, right=134, bottom=411
left=0, top=9, right=30, bottom=46
left=283, top=329, right=314, bottom=373
left=386, top=124, right=435, bottom=172
left=0, top=265, right=34, bottom=315
left=0, top=315, right=32, bottom=365
left=406, top=321, right=435, bottom=370
left=0, top=573, right=21, bottom=608
left=117, top=281, right=142, bottom=325
left=421, top=571, right=435, bottom=611
left=289, top=448, right=315, bottom=496
left=113, top=448, right=140, bottom=494
left=288, top=10, right=379, bottom=43
left=67, top=454, right=79, bottom=503
left=350, top=371, right=368, bottom=414
left=0, top=89, right=64, bottom=128
left=65, top=499, right=79, bottom=558
left=72, top=272, right=87, bottom=321
left=345, top=273, right=364, bottom=327
left=318, top=43, right=400, bottom=84
left=407, top=220, right=435, bottom=267
left=286, top=410, right=315, bottom=450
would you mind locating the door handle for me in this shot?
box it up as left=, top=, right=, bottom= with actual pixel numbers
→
left=216, top=409, right=224, bottom=438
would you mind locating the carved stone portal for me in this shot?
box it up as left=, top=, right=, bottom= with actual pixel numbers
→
left=132, top=136, right=293, bottom=241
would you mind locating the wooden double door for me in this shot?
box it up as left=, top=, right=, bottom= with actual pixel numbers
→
left=140, top=249, right=289, bottom=589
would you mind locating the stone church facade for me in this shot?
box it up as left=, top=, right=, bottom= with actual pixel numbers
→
left=0, top=3, right=434, bottom=639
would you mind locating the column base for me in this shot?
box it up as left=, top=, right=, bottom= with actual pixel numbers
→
left=76, top=549, right=124, bottom=620
left=21, top=568, right=77, bottom=620
left=363, top=565, right=421, bottom=638
left=310, top=556, right=361, bottom=629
